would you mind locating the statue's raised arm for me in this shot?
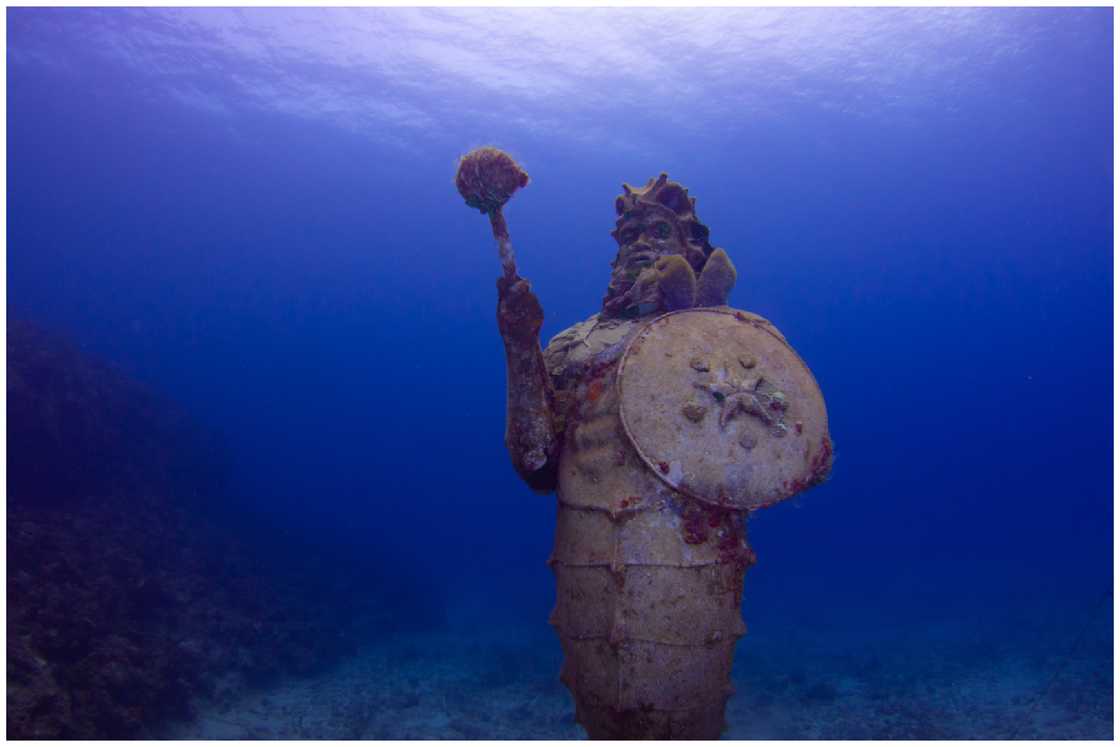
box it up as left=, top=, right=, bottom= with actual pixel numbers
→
left=455, top=148, right=560, bottom=490
left=495, top=271, right=559, bottom=490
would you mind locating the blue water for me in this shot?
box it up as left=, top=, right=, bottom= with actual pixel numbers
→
left=7, top=7, right=1113, bottom=739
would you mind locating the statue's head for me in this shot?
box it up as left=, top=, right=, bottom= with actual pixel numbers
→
left=603, top=174, right=715, bottom=315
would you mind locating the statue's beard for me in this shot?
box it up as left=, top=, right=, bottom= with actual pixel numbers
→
left=603, top=264, right=634, bottom=305
left=601, top=243, right=668, bottom=317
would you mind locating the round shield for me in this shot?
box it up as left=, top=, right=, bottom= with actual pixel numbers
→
left=617, top=308, right=831, bottom=510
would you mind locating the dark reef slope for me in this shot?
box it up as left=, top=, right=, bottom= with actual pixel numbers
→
left=6, top=320, right=421, bottom=739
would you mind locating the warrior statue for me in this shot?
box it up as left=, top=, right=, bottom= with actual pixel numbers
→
left=456, top=147, right=833, bottom=739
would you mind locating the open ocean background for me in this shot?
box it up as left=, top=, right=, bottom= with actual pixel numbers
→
left=6, top=7, right=1113, bottom=739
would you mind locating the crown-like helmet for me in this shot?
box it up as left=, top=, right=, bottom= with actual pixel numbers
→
left=611, top=173, right=714, bottom=272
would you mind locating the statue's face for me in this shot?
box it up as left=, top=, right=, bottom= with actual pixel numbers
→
left=614, top=213, right=687, bottom=270
left=603, top=207, right=706, bottom=315
left=604, top=210, right=688, bottom=306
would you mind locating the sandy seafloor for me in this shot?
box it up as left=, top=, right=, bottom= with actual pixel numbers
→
left=160, top=597, right=1112, bottom=740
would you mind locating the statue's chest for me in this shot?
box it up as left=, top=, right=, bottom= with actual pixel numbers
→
left=547, top=317, right=650, bottom=508
left=558, top=361, right=639, bottom=502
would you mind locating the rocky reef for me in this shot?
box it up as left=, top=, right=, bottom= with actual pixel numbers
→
left=6, top=320, right=426, bottom=738
left=7, top=319, right=229, bottom=507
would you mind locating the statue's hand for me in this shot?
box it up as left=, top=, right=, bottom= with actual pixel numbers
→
left=695, top=248, right=737, bottom=307
left=497, top=275, right=545, bottom=345
left=654, top=255, right=698, bottom=311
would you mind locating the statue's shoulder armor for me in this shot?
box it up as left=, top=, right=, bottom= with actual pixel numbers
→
left=543, top=313, right=644, bottom=391
left=616, top=307, right=832, bottom=511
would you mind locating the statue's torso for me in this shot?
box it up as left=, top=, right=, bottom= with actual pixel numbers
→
left=541, top=313, right=750, bottom=738
left=543, top=313, right=751, bottom=565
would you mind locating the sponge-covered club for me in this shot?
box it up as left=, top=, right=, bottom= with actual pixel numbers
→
left=455, top=147, right=530, bottom=280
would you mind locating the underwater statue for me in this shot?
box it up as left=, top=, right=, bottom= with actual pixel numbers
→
left=456, top=147, right=833, bottom=739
